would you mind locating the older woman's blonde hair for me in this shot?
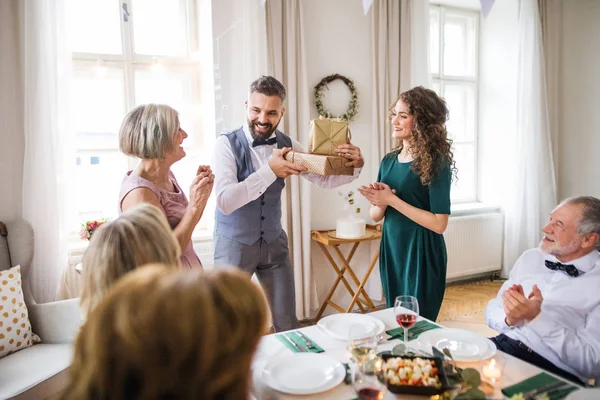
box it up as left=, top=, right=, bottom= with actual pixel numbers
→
left=64, top=265, right=269, bottom=400
left=119, top=103, right=179, bottom=159
left=80, top=203, right=180, bottom=314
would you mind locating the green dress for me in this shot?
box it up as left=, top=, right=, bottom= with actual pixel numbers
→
left=377, top=151, right=452, bottom=321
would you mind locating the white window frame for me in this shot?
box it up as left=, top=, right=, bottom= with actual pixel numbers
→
left=67, top=0, right=213, bottom=253
left=430, top=5, right=480, bottom=204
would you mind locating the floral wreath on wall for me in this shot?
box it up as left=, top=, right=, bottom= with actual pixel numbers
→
left=314, top=73, right=359, bottom=122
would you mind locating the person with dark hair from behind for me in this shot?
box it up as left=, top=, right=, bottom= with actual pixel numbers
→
left=486, top=196, right=600, bottom=385
left=63, top=265, right=269, bottom=400
left=212, top=75, right=365, bottom=332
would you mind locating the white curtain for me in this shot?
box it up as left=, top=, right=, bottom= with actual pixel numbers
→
left=265, top=0, right=315, bottom=320
left=538, top=0, right=562, bottom=180
left=370, top=0, right=431, bottom=169
left=20, top=0, right=72, bottom=302
left=502, top=0, right=556, bottom=276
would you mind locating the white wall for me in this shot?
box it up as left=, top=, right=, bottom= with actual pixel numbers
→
left=558, top=1, right=600, bottom=199
left=0, top=0, right=24, bottom=221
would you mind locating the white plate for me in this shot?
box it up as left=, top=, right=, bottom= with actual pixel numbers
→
left=317, top=313, right=386, bottom=341
left=479, top=338, right=497, bottom=360
left=261, top=353, right=345, bottom=395
left=418, top=328, right=492, bottom=361
left=565, top=389, right=600, bottom=400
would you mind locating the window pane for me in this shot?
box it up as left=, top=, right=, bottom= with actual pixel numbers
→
left=432, top=80, right=441, bottom=96
left=430, top=8, right=440, bottom=75
left=73, top=150, right=127, bottom=227
left=443, top=12, right=477, bottom=77
left=443, top=82, right=476, bottom=142
left=134, top=68, right=199, bottom=145
left=72, top=68, right=125, bottom=150
left=451, top=143, right=476, bottom=202
left=66, top=0, right=122, bottom=54
left=132, top=0, right=188, bottom=56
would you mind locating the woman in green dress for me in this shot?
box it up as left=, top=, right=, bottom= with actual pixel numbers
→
left=358, top=86, right=455, bottom=321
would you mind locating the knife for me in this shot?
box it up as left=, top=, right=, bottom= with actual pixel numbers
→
left=281, top=334, right=307, bottom=352
left=523, top=380, right=570, bottom=400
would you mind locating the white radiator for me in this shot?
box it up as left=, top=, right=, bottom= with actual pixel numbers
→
left=444, top=212, right=504, bottom=280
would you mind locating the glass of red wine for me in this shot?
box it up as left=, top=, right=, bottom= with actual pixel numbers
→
left=394, top=295, right=419, bottom=344
left=352, top=356, right=387, bottom=400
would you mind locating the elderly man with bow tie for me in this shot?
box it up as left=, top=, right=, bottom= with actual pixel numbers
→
left=212, top=76, right=364, bottom=332
left=486, top=196, right=600, bottom=385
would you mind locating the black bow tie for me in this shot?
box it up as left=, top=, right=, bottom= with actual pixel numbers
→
left=544, top=260, right=581, bottom=277
left=252, top=137, right=277, bottom=147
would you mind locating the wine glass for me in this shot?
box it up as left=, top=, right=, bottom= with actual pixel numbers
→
left=352, top=356, right=387, bottom=400
left=394, top=295, right=419, bottom=343
left=347, top=325, right=380, bottom=363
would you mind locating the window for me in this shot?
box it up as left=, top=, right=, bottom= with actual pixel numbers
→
left=430, top=6, right=479, bottom=203
left=65, top=0, right=215, bottom=238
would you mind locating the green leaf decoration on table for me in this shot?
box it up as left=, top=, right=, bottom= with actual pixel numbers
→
left=443, top=348, right=454, bottom=360
left=391, top=343, right=406, bottom=355
left=456, top=387, right=486, bottom=400
left=461, top=368, right=481, bottom=387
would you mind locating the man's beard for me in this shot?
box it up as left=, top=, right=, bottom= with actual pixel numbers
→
left=539, top=236, right=581, bottom=257
left=247, top=118, right=281, bottom=141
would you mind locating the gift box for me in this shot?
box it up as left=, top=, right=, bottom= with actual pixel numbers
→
left=308, top=119, right=352, bottom=156
left=281, top=150, right=354, bottom=176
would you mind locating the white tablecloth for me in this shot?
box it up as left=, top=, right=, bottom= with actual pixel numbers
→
left=252, top=308, right=572, bottom=399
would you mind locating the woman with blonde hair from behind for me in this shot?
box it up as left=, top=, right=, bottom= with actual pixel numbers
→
left=80, top=203, right=181, bottom=314
left=64, top=265, right=269, bottom=400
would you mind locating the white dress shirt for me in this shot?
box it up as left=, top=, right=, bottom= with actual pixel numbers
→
left=485, top=248, right=600, bottom=381
left=213, top=124, right=361, bottom=215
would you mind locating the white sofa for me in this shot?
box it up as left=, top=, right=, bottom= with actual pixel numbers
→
left=0, top=220, right=82, bottom=400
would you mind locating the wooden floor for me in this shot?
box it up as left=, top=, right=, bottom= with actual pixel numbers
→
left=436, top=279, right=503, bottom=337
left=301, top=279, right=504, bottom=338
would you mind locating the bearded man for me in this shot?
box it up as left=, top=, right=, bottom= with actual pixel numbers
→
left=212, top=76, right=364, bottom=331
left=486, top=196, right=600, bottom=385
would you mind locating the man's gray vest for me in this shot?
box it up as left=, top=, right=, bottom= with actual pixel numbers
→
left=215, top=127, right=292, bottom=245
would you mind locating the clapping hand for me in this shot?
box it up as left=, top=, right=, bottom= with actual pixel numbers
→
left=189, top=165, right=214, bottom=212
left=357, top=182, right=397, bottom=207
left=503, top=284, right=543, bottom=326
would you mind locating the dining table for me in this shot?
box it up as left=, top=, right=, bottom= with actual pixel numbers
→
left=251, top=308, right=581, bottom=400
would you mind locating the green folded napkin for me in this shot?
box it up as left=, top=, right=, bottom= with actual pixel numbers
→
left=275, top=331, right=324, bottom=353
left=502, top=372, right=579, bottom=400
left=386, top=320, right=441, bottom=340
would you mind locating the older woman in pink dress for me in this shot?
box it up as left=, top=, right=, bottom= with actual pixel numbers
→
left=118, top=104, right=213, bottom=268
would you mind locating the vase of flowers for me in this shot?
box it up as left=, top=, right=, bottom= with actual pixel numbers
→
left=79, top=218, right=109, bottom=241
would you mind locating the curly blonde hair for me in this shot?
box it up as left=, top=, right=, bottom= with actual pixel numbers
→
left=390, top=86, right=457, bottom=185
left=64, top=265, right=269, bottom=400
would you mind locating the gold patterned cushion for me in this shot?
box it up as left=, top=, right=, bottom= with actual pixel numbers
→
left=0, top=265, right=40, bottom=358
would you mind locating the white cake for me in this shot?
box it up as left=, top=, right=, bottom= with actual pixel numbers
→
left=335, top=216, right=366, bottom=239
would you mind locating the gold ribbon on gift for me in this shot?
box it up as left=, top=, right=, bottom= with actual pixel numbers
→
left=283, top=150, right=353, bottom=176
left=308, top=118, right=352, bottom=156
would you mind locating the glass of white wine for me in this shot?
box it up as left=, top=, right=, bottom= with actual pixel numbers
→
left=347, top=325, right=380, bottom=363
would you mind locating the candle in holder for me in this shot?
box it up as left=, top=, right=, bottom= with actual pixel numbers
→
left=482, top=359, right=502, bottom=383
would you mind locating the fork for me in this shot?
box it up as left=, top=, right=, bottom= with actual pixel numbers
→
left=297, top=332, right=315, bottom=350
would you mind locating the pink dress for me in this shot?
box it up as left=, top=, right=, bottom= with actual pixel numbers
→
left=119, top=171, right=203, bottom=269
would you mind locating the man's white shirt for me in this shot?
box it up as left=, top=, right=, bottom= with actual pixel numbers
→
left=485, top=248, right=600, bottom=381
left=213, top=124, right=361, bottom=215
